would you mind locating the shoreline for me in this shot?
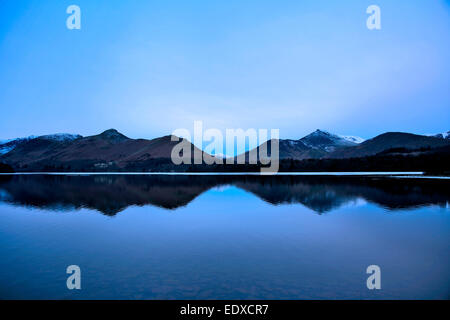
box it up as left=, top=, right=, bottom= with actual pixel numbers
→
left=0, top=171, right=432, bottom=176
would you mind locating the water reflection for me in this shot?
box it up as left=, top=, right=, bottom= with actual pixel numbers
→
left=0, top=174, right=448, bottom=215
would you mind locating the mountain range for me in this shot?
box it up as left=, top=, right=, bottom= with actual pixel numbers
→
left=0, top=128, right=449, bottom=172
left=244, top=129, right=450, bottom=162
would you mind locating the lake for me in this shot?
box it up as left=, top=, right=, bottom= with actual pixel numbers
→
left=0, top=174, right=449, bottom=299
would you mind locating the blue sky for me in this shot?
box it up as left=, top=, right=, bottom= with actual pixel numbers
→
left=0, top=0, right=449, bottom=141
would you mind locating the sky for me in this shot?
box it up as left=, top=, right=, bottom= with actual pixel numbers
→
left=0, top=0, right=449, bottom=141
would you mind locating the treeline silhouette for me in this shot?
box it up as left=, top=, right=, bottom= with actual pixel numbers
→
left=0, top=162, right=13, bottom=172
left=181, top=147, right=450, bottom=174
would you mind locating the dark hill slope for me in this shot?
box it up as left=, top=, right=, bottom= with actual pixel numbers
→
left=328, top=132, right=450, bottom=159
left=0, top=129, right=205, bottom=171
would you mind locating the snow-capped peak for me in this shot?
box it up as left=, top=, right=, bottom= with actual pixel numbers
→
left=435, top=131, right=449, bottom=139
left=0, top=136, right=36, bottom=155
left=311, top=129, right=332, bottom=136
left=299, top=129, right=360, bottom=153
left=339, top=135, right=365, bottom=144
left=425, top=131, right=450, bottom=140
left=304, top=129, right=341, bottom=141
left=39, top=133, right=82, bottom=142
left=0, top=133, right=82, bottom=155
left=0, top=135, right=36, bottom=145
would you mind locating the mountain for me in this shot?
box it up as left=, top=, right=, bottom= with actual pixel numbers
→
left=339, top=135, right=365, bottom=144
left=37, top=133, right=82, bottom=142
left=244, top=129, right=362, bottom=161
left=0, top=133, right=81, bottom=155
left=432, top=131, right=450, bottom=140
left=0, top=136, right=35, bottom=155
left=242, top=138, right=319, bottom=162
left=277, top=138, right=325, bottom=159
left=0, top=129, right=205, bottom=172
left=328, top=132, right=450, bottom=159
left=299, top=129, right=359, bottom=152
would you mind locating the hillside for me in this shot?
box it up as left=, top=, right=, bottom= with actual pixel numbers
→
left=0, top=129, right=205, bottom=171
left=328, top=132, right=450, bottom=159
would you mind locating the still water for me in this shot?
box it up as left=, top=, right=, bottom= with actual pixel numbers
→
left=0, top=174, right=449, bottom=299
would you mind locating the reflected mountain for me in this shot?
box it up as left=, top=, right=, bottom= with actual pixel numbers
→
left=0, top=174, right=448, bottom=215
left=236, top=177, right=450, bottom=213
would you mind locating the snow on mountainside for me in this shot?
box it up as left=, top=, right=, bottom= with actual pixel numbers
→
left=328, top=132, right=450, bottom=159
left=0, top=133, right=82, bottom=155
left=39, top=133, right=82, bottom=142
left=299, top=129, right=358, bottom=152
left=339, top=135, right=365, bottom=144
left=261, top=130, right=366, bottom=160
left=0, top=145, right=15, bottom=155
left=431, top=131, right=450, bottom=139
left=0, top=136, right=35, bottom=155
left=0, top=129, right=205, bottom=171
